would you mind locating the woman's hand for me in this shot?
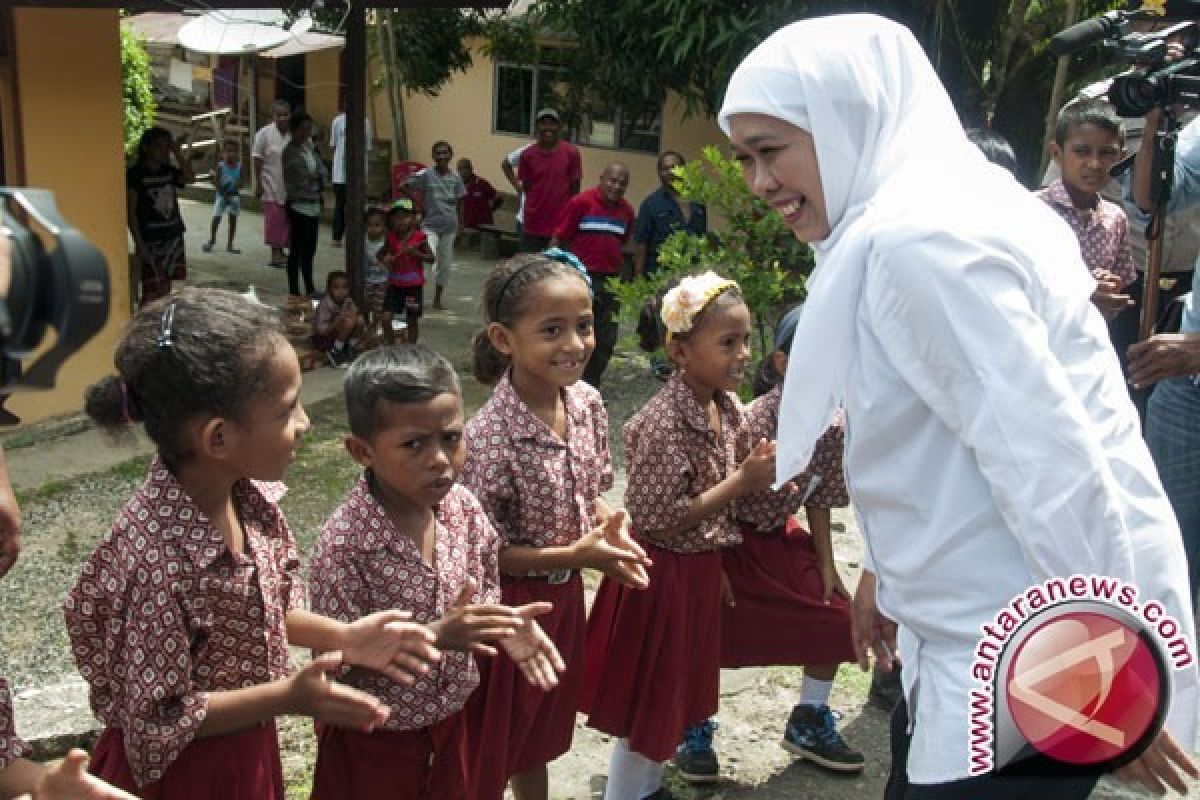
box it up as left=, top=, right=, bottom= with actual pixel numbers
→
left=851, top=570, right=898, bottom=672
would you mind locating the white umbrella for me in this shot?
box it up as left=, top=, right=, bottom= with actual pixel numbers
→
left=177, top=9, right=313, bottom=55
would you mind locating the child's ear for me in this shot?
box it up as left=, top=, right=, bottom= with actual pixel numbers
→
left=344, top=435, right=374, bottom=469
left=487, top=322, right=515, bottom=357
left=196, top=416, right=232, bottom=461
left=771, top=349, right=789, bottom=378
left=665, top=338, right=686, bottom=370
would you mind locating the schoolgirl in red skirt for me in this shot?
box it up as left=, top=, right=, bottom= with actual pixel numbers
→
left=676, top=305, right=864, bottom=785
left=463, top=252, right=649, bottom=800
left=581, top=274, right=777, bottom=800
left=64, top=290, right=440, bottom=798
left=308, top=345, right=565, bottom=800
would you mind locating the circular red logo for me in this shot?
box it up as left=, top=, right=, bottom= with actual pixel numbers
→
left=1004, top=609, right=1164, bottom=766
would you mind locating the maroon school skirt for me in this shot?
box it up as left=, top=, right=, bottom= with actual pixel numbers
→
left=90, top=723, right=284, bottom=800
left=310, top=713, right=467, bottom=800
left=720, top=518, right=856, bottom=668
left=581, top=544, right=723, bottom=763
left=466, top=572, right=586, bottom=799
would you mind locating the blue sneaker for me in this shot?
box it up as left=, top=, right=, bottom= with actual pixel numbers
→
left=673, top=718, right=718, bottom=784
left=782, top=704, right=865, bottom=773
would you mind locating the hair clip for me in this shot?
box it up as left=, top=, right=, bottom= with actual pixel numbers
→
left=541, top=247, right=592, bottom=288
left=157, top=300, right=177, bottom=349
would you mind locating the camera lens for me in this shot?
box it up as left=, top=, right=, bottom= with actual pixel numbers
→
left=1108, top=73, right=1162, bottom=117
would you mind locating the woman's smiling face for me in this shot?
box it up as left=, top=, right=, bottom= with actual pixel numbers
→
left=728, top=113, right=831, bottom=243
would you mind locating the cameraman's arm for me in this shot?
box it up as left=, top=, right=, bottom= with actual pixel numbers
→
left=1132, top=110, right=1200, bottom=214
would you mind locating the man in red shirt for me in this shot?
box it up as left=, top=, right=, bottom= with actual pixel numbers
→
left=551, top=162, right=634, bottom=386
left=517, top=108, right=582, bottom=251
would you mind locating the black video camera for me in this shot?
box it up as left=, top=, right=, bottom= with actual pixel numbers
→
left=0, top=189, right=110, bottom=424
left=1049, top=2, right=1200, bottom=117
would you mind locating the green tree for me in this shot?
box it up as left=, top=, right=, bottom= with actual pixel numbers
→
left=512, top=1, right=1123, bottom=183
left=120, top=22, right=156, bottom=159
left=614, top=146, right=809, bottom=372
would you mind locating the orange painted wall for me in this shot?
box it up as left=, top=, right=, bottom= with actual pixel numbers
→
left=367, top=38, right=728, bottom=206
left=5, top=9, right=129, bottom=425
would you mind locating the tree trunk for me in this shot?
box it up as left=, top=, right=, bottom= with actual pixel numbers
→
left=1040, top=0, right=1080, bottom=177
left=377, top=10, right=408, bottom=164
left=987, top=0, right=1033, bottom=118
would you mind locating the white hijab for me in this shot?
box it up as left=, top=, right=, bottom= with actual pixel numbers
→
left=719, top=14, right=1093, bottom=484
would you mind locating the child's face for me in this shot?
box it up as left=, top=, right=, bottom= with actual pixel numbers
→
left=329, top=278, right=350, bottom=303
left=223, top=145, right=238, bottom=164
left=366, top=215, right=386, bottom=240
left=1053, top=123, right=1123, bottom=199
left=349, top=393, right=465, bottom=513
left=390, top=210, right=416, bottom=234
left=668, top=295, right=752, bottom=396
left=223, top=338, right=310, bottom=482
left=489, top=275, right=595, bottom=391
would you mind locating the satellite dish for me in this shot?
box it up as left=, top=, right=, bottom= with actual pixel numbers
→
left=178, top=10, right=313, bottom=55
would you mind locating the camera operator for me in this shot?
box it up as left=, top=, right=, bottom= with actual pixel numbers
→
left=0, top=235, right=133, bottom=800
left=1129, top=98, right=1200, bottom=613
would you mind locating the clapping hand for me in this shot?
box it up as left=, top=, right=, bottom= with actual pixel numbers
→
left=340, top=610, right=440, bottom=685
left=571, top=510, right=652, bottom=589
left=500, top=608, right=566, bottom=691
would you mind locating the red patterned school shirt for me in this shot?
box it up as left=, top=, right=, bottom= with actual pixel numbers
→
left=309, top=478, right=502, bottom=731
left=461, top=374, right=613, bottom=567
left=63, top=460, right=304, bottom=787
left=0, top=676, right=30, bottom=770
left=736, top=386, right=849, bottom=532
left=623, top=374, right=749, bottom=553
left=1036, top=178, right=1137, bottom=289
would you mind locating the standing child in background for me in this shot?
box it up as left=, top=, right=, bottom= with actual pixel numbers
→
left=66, top=289, right=440, bottom=799
left=313, top=270, right=363, bottom=368
left=363, top=206, right=393, bottom=344
left=203, top=139, right=242, bottom=254
left=308, top=345, right=565, bottom=799
left=675, top=305, right=863, bottom=786
left=1036, top=102, right=1136, bottom=322
left=463, top=252, right=651, bottom=800
left=459, top=158, right=503, bottom=230
left=126, top=127, right=194, bottom=305
left=582, top=273, right=777, bottom=800
left=385, top=198, right=435, bottom=344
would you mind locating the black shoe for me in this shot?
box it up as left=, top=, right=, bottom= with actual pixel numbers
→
left=673, top=719, right=718, bottom=784
left=782, top=704, right=865, bottom=773
left=869, top=664, right=902, bottom=712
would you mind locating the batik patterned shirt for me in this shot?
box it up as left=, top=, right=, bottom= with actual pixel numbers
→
left=63, top=460, right=303, bottom=787
left=623, top=375, right=748, bottom=553
left=0, top=676, right=29, bottom=770
left=1037, top=178, right=1137, bottom=288
left=461, top=374, right=613, bottom=573
left=309, top=478, right=501, bottom=730
left=736, top=386, right=849, bottom=532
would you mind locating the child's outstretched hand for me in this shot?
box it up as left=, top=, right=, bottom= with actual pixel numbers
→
left=33, top=749, right=138, bottom=799
left=341, top=610, right=441, bottom=685
left=736, top=439, right=778, bottom=494
left=501, top=609, right=566, bottom=691
left=286, top=651, right=390, bottom=732
left=571, top=510, right=652, bottom=589
left=430, top=579, right=526, bottom=656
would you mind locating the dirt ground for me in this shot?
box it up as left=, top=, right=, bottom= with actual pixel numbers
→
left=0, top=199, right=1181, bottom=798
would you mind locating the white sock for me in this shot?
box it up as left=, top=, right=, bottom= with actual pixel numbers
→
left=800, top=675, right=834, bottom=708
left=604, top=739, right=664, bottom=800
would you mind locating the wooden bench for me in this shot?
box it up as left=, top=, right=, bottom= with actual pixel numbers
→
left=476, top=223, right=521, bottom=260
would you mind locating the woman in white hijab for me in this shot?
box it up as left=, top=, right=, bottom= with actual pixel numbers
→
left=720, top=13, right=1198, bottom=799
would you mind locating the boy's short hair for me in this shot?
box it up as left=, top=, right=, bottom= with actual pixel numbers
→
left=345, top=344, right=460, bottom=439
left=1055, top=101, right=1124, bottom=146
